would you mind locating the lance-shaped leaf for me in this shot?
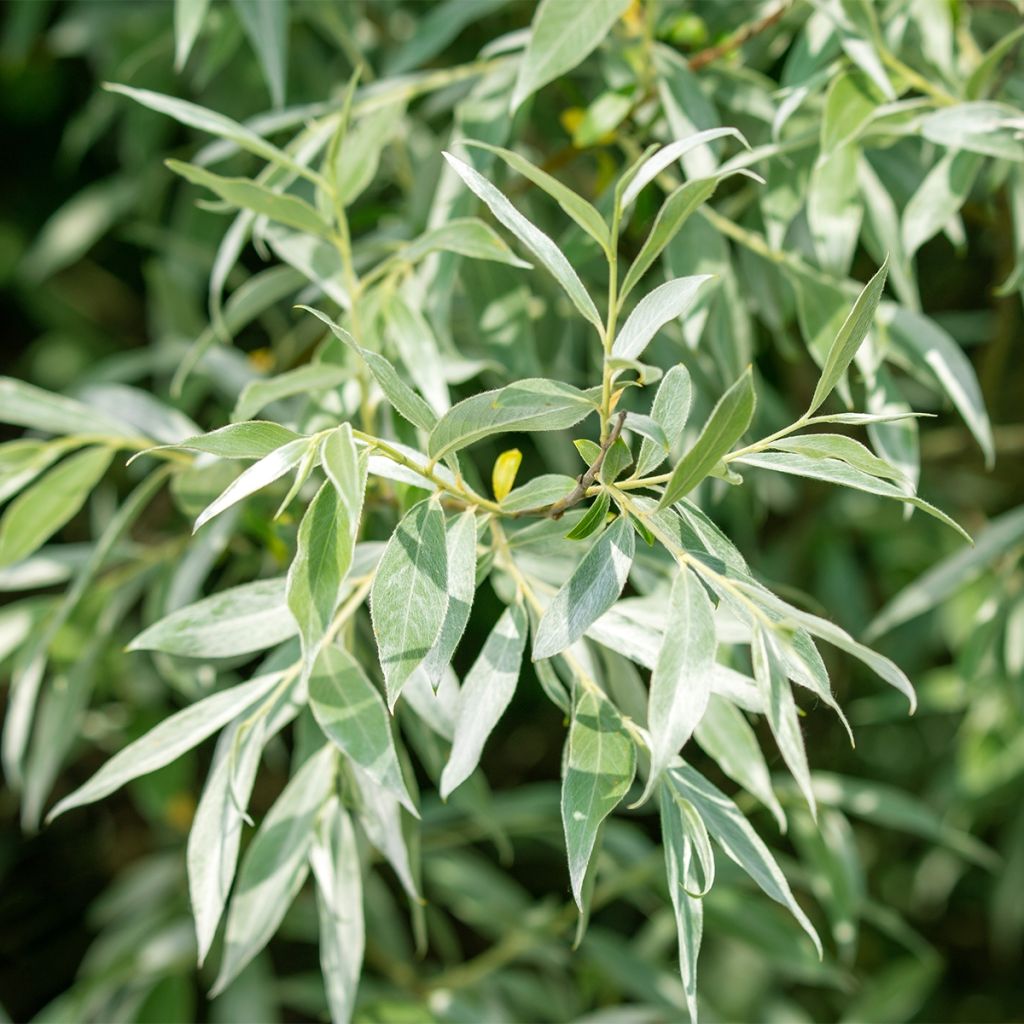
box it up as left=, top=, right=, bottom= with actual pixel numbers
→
left=193, top=436, right=313, bottom=531
left=396, top=217, right=532, bottom=268
left=0, top=376, right=135, bottom=439
left=233, top=0, right=288, bottom=108
left=639, top=568, right=716, bottom=804
left=174, top=0, right=209, bottom=69
left=309, top=645, right=417, bottom=815
left=533, top=516, right=635, bottom=660
left=47, top=672, right=283, bottom=821
left=350, top=765, right=420, bottom=901
left=370, top=499, right=449, bottom=708
left=753, top=628, right=816, bottom=818
left=142, top=421, right=302, bottom=462
left=429, top=379, right=596, bottom=461
left=736, top=452, right=970, bottom=542
left=422, top=510, right=478, bottom=686
left=612, top=276, right=713, bottom=361
left=562, top=688, right=636, bottom=908
left=637, top=365, right=693, bottom=477
left=659, top=368, right=755, bottom=508
left=233, top=364, right=349, bottom=422
left=659, top=784, right=705, bottom=1024
left=129, top=577, right=297, bottom=658
left=309, top=798, right=364, bottom=1024
left=510, top=0, right=631, bottom=113
left=211, top=745, right=336, bottom=996
left=0, top=446, right=114, bottom=568
left=768, top=433, right=906, bottom=483
left=807, top=259, right=888, bottom=414
left=668, top=765, right=823, bottom=957
left=167, top=160, right=331, bottom=236
left=440, top=602, right=528, bottom=799
left=464, top=142, right=609, bottom=251
left=300, top=306, right=438, bottom=432
left=442, top=152, right=602, bottom=330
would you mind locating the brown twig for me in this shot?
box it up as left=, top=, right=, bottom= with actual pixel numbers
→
left=543, top=411, right=627, bottom=520
left=686, top=1, right=790, bottom=72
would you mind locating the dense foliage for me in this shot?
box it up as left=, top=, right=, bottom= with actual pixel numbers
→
left=2, top=1, right=1023, bottom=1021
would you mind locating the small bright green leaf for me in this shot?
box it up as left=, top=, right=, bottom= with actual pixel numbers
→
left=659, top=368, right=755, bottom=508
left=440, top=601, right=528, bottom=799
left=562, top=687, right=636, bottom=907
left=533, top=516, right=635, bottom=660
left=566, top=491, right=610, bottom=541
left=370, top=499, right=449, bottom=709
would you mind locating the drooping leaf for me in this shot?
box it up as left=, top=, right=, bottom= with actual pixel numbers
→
left=439, top=602, right=528, bottom=799
left=232, top=0, right=288, bottom=108
left=533, top=516, right=635, bottom=660
left=659, top=368, right=755, bottom=508
left=561, top=687, right=636, bottom=907
left=370, top=498, right=449, bottom=708
left=174, top=0, right=210, bottom=69
left=0, top=377, right=136, bottom=440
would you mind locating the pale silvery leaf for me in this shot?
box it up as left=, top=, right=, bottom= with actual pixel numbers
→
left=768, top=433, right=906, bottom=483
left=636, top=364, right=693, bottom=476
left=309, top=798, right=364, bottom=1024
left=659, top=368, right=755, bottom=508
left=902, top=151, right=983, bottom=259
left=640, top=568, right=716, bottom=805
left=397, top=216, right=533, bottom=268
left=533, top=516, right=635, bottom=660
left=919, top=102, right=1024, bottom=161
left=668, top=765, right=823, bottom=957
left=429, top=379, right=596, bottom=460
left=232, top=365, right=349, bottom=422
left=442, top=152, right=603, bottom=330
left=232, top=0, right=288, bottom=108
left=510, top=0, right=631, bottom=113
left=387, top=293, right=451, bottom=415
left=0, top=447, right=114, bottom=568
left=309, top=644, right=418, bottom=815
left=349, top=765, right=420, bottom=901
left=440, top=601, right=528, bottom=799
left=174, top=0, right=209, bottom=69
left=807, top=259, right=889, bottom=414
left=421, top=510, right=478, bottom=686
left=561, top=687, right=636, bottom=907
left=193, top=436, right=314, bottom=531
left=47, top=672, right=283, bottom=821
left=807, top=143, right=862, bottom=276
left=212, top=745, right=336, bottom=996
left=752, top=628, right=816, bottom=818
left=145, top=421, right=302, bottom=461
left=129, top=577, right=297, bottom=658
left=370, top=498, right=449, bottom=709
left=77, top=384, right=201, bottom=445
left=612, top=276, right=713, bottom=361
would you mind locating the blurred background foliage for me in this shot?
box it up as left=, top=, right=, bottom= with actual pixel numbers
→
left=1, top=0, right=1023, bottom=1021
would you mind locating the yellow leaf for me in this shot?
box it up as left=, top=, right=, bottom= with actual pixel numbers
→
left=492, top=448, right=523, bottom=501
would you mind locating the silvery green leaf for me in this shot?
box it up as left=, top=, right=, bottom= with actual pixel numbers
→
left=386, top=293, right=451, bottom=415
left=694, top=695, right=786, bottom=830
left=919, top=102, right=1024, bottom=161
left=769, top=433, right=906, bottom=483
left=370, top=499, right=449, bottom=709
left=659, top=368, right=755, bottom=508
left=857, top=156, right=917, bottom=309
left=129, top=577, right=296, bottom=658
left=752, top=628, right=815, bottom=818
left=807, top=143, right=862, bottom=276
left=659, top=784, right=704, bottom=1024
left=736, top=452, right=969, bottom=542
left=510, top=0, right=631, bottom=113
left=612, top=276, right=714, bottom=361
left=47, top=672, right=283, bottom=822
left=639, top=568, right=716, bottom=804
left=533, top=516, right=635, bottom=660
left=442, top=152, right=602, bottom=330
left=189, top=682, right=301, bottom=965
left=637, top=365, right=693, bottom=477
left=167, top=160, right=331, bottom=236
left=966, top=25, right=1024, bottom=100
left=212, top=744, right=335, bottom=996
left=77, top=384, right=200, bottom=445
left=266, top=227, right=349, bottom=308
left=232, top=365, right=349, bottom=422
left=0, top=447, right=113, bottom=568
left=300, top=306, right=438, bottom=432
left=429, top=379, right=596, bottom=460
left=174, top=0, right=209, bottom=69
left=868, top=505, right=1024, bottom=639
left=350, top=765, right=420, bottom=900
left=440, top=601, right=528, bottom=798
left=396, top=216, right=532, bottom=268
left=232, top=0, right=288, bottom=108
left=807, top=259, right=888, bottom=414
left=667, top=765, right=822, bottom=957
left=0, top=440, right=69, bottom=506
left=193, top=436, right=313, bottom=531
left=422, top=510, right=478, bottom=686
left=465, top=142, right=609, bottom=251
left=335, top=96, right=405, bottom=205
left=621, top=128, right=748, bottom=209
left=561, top=688, right=636, bottom=907
left=309, top=645, right=417, bottom=814
left=820, top=71, right=878, bottom=155
left=143, top=422, right=302, bottom=463
left=500, top=474, right=576, bottom=514
left=902, top=151, right=983, bottom=259
left=866, top=367, right=920, bottom=495
left=309, top=798, right=364, bottom=1024
left=881, top=305, right=994, bottom=467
